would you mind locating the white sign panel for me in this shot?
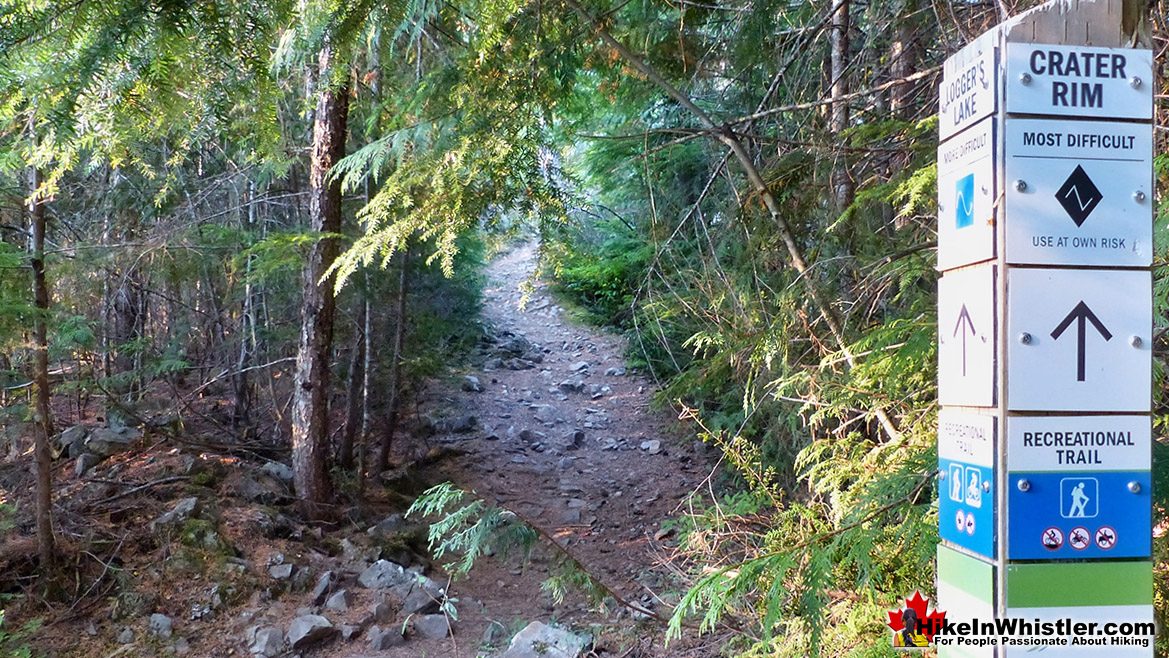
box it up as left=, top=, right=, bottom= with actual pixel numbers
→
left=940, top=411, right=995, bottom=467
left=1008, top=415, right=1150, bottom=472
left=1005, top=119, right=1151, bottom=266
left=1007, top=269, right=1150, bottom=412
left=941, top=33, right=998, bottom=141
left=938, top=117, right=997, bottom=271
left=939, top=265, right=996, bottom=407
left=1006, top=43, right=1152, bottom=119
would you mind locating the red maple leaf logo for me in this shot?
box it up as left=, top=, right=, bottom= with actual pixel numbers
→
left=887, top=591, right=947, bottom=643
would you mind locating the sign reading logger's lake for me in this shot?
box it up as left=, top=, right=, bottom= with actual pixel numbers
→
left=1006, top=44, right=1152, bottom=119
left=940, top=33, right=998, bottom=141
left=1004, top=119, right=1151, bottom=266
left=1006, top=268, right=1150, bottom=412
left=938, top=117, right=997, bottom=270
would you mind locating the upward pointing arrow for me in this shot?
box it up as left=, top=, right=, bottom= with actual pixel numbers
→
left=1050, top=301, right=1112, bottom=382
left=953, top=304, right=976, bottom=376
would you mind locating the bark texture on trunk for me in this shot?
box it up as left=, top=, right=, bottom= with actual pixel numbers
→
left=30, top=167, right=55, bottom=567
left=338, top=305, right=365, bottom=470
left=829, top=0, right=853, bottom=212
left=374, top=248, right=410, bottom=476
left=291, top=46, right=350, bottom=520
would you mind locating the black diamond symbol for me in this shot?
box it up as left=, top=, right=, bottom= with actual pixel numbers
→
left=1055, top=165, right=1103, bottom=227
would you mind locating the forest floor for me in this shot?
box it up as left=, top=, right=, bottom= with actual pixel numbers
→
left=2, top=242, right=724, bottom=658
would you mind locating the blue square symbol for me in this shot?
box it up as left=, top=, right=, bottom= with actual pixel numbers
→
left=955, top=173, right=975, bottom=229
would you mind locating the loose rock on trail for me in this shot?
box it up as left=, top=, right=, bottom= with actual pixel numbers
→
left=390, top=241, right=717, bottom=657
left=8, top=241, right=716, bottom=658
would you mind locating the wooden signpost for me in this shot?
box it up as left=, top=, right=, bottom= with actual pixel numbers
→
left=935, top=1, right=1153, bottom=655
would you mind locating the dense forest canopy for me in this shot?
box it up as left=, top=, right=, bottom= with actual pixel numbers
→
left=0, top=0, right=1166, bottom=656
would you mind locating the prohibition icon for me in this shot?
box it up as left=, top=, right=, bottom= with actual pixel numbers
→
left=1069, top=526, right=1090, bottom=550
left=1042, top=526, right=1064, bottom=550
left=1095, top=526, right=1116, bottom=550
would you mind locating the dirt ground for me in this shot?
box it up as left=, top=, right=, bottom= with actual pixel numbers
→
left=3, top=242, right=724, bottom=658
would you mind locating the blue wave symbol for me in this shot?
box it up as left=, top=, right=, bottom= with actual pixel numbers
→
left=955, top=173, right=975, bottom=229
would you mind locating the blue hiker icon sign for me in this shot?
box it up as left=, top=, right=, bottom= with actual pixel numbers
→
left=1060, top=477, right=1098, bottom=519
left=949, top=464, right=964, bottom=502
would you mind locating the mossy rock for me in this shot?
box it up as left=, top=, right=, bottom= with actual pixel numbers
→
left=179, top=518, right=234, bottom=555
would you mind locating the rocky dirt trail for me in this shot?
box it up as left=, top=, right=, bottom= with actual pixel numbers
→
left=13, top=242, right=717, bottom=658
left=386, top=241, right=718, bottom=656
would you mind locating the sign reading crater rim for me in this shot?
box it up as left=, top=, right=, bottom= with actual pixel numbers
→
left=1006, top=43, right=1152, bottom=119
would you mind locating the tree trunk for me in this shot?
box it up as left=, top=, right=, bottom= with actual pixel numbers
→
left=233, top=181, right=257, bottom=430
left=29, top=167, right=55, bottom=568
left=291, top=46, right=350, bottom=520
left=829, top=0, right=853, bottom=212
left=374, top=248, right=410, bottom=476
left=889, top=0, right=920, bottom=119
left=338, top=305, right=364, bottom=470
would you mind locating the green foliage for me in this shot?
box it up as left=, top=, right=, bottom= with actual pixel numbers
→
left=550, top=220, right=652, bottom=327
left=0, top=608, right=36, bottom=658
left=407, top=483, right=537, bottom=576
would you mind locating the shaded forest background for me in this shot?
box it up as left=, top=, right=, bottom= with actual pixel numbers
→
left=0, top=0, right=1167, bottom=655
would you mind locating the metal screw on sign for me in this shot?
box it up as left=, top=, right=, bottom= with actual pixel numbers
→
left=1019, top=72, right=1032, bottom=85
left=938, top=469, right=947, bottom=480
left=1130, top=335, right=1143, bottom=348
left=1130, top=76, right=1143, bottom=89
left=1128, top=481, right=1142, bottom=494
left=1014, top=179, right=1028, bottom=192
left=1017, top=479, right=1031, bottom=492
left=1133, top=190, right=1146, bottom=203
left=982, top=481, right=991, bottom=492
left=1018, top=332, right=1033, bottom=345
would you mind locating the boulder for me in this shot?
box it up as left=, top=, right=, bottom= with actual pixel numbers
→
left=367, top=513, right=405, bottom=537
left=248, top=627, right=283, bottom=657
left=75, top=453, right=102, bottom=477
left=309, top=571, right=335, bottom=605
left=367, top=624, right=405, bottom=650
left=325, top=590, right=351, bottom=612
left=462, top=376, right=484, bottom=392
left=56, top=425, right=88, bottom=457
left=499, top=622, right=589, bottom=658
left=150, top=497, right=200, bottom=530
left=84, top=426, right=139, bottom=457
left=285, top=614, right=336, bottom=650
left=358, top=560, right=413, bottom=590
left=268, top=563, right=293, bottom=580
left=259, top=461, right=294, bottom=482
left=149, top=613, right=173, bottom=638
left=412, top=614, right=449, bottom=639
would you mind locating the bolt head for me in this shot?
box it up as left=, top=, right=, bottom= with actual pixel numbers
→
left=1130, top=76, right=1143, bottom=89
left=1014, top=179, right=1028, bottom=192
left=1019, top=72, right=1032, bottom=84
left=1134, top=190, right=1146, bottom=203
left=1019, top=332, right=1033, bottom=345
left=1130, top=335, right=1143, bottom=348
left=1128, top=481, right=1142, bottom=494
left=982, top=481, right=991, bottom=492
left=1017, top=479, right=1031, bottom=492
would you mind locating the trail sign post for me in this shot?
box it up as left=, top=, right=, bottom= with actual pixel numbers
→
left=934, top=1, right=1152, bottom=655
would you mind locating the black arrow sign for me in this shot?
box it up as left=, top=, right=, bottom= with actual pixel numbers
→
left=953, top=304, right=976, bottom=376
left=1050, top=301, right=1112, bottom=382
